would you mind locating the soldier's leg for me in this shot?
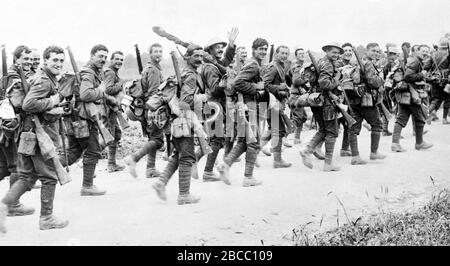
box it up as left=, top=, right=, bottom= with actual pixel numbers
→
left=300, top=107, right=326, bottom=169
left=363, top=106, right=386, bottom=160
left=323, top=110, right=340, bottom=172
left=31, top=153, right=68, bottom=230
left=339, top=117, right=351, bottom=157
left=217, top=137, right=247, bottom=185
left=80, top=126, right=104, bottom=196
left=2, top=154, right=36, bottom=217
left=411, top=103, right=432, bottom=150
left=172, top=137, right=199, bottom=205
left=203, top=135, right=223, bottom=181
left=443, top=98, right=450, bottom=124
left=272, top=113, right=291, bottom=168
left=391, top=104, right=411, bottom=152
left=107, top=122, right=125, bottom=172
left=348, top=105, right=367, bottom=165
left=242, top=138, right=262, bottom=187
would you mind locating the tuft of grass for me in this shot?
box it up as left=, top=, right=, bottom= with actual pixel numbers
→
left=293, top=189, right=450, bottom=246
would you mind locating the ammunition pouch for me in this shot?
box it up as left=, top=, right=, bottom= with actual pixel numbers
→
left=147, top=105, right=169, bottom=130
left=171, top=117, right=192, bottom=138
left=124, top=79, right=144, bottom=98
left=17, top=131, right=37, bottom=156
left=360, top=91, right=374, bottom=107
left=72, top=119, right=90, bottom=139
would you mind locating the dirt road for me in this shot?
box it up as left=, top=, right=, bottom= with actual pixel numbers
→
left=1, top=116, right=449, bottom=246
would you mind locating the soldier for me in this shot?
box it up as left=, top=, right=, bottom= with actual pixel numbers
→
left=427, top=37, right=450, bottom=125
left=125, top=43, right=165, bottom=178
left=151, top=44, right=205, bottom=205
left=260, top=45, right=292, bottom=168
left=104, top=51, right=126, bottom=172
left=299, top=42, right=343, bottom=172
left=345, top=43, right=386, bottom=165
left=0, top=45, right=35, bottom=220
left=59, top=44, right=109, bottom=196
left=30, top=49, right=41, bottom=75
left=391, top=45, right=433, bottom=152
left=192, top=28, right=238, bottom=181
left=288, top=47, right=308, bottom=145
left=1, top=45, right=69, bottom=233
left=382, top=45, right=401, bottom=135
left=335, top=53, right=351, bottom=157
left=216, top=38, right=269, bottom=186
left=236, top=46, right=247, bottom=64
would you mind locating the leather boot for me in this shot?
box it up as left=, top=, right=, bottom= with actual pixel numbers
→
left=283, top=137, right=293, bottom=148
left=313, top=140, right=325, bottom=160
left=340, top=149, right=352, bottom=157
left=273, top=152, right=292, bottom=168
left=202, top=171, right=221, bottom=182
left=242, top=176, right=263, bottom=187
left=124, top=155, right=138, bottom=178
left=414, top=124, right=433, bottom=150
left=177, top=193, right=200, bottom=205
left=39, top=215, right=69, bottom=230
left=443, top=118, right=450, bottom=125
left=351, top=156, right=368, bottom=165
left=323, top=138, right=340, bottom=172
left=5, top=179, right=35, bottom=217
left=39, top=184, right=68, bottom=230
left=152, top=178, right=167, bottom=201
left=81, top=164, right=105, bottom=196
left=216, top=162, right=231, bottom=185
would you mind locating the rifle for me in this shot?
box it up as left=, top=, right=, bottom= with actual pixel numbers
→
left=269, top=44, right=274, bottom=63
left=352, top=46, right=392, bottom=120
left=59, top=118, right=69, bottom=172
left=134, top=44, right=143, bottom=74
left=17, top=65, right=30, bottom=95
left=1, top=45, right=7, bottom=77
left=66, top=46, right=114, bottom=148
left=170, top=51, right=212, bottom=155
left=307, top=50, right=356, bottom=127
left=33, top=115, right=71, bottom=185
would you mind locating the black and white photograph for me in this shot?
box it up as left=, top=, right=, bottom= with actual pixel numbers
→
left=1, top=0, right=450, bottom=250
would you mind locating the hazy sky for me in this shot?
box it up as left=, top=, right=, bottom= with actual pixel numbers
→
left=1, top=0, right=449, bottom=62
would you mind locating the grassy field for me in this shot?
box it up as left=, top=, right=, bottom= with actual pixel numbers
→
left=293, top=189, right=450, bottom=246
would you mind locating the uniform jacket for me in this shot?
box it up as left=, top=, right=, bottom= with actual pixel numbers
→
left=104, top=65, right=123, bottom=96
left=233, top=57, right=263, bottom=103
left=76, top=63, right=105, bottom=120
left=263, top=59, right=289, bottom=101
left=362, top=59, right=384, bottom=90
left=317, top=56, right=339, bottom=92
left=404, top=56, right=430, bottom=88
left=141, top=59, right=163, bottom=100
left=179, top=65, right=204, bottom=111
left=22, top=67, right=61, bottom=145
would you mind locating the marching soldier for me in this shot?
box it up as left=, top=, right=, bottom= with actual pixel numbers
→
left=59, top=44, right=109, bottom=196
left=427, top=37, right=450, bottom=125
left=300, top=42, right=343, bottom=171
left=152, top=44, right=205, bottom=205
left=391, top=45, right=433, bottom=152
left=217, top=38, right=269, bottom=186
left=192, top=28, right=238, bottom=181
left=345, top=43, right=386, bottom=165
left=0, top=45, right=35, bottom=221
left=261, top=45, right=292, bottom=168
left=1, top=46, right=69, bottom=232
left=288, top=47, right=308, bottom=145
left=125, top=43, right=165, bottom=178
left=382, top=45, right=401, bottom=135
left=104, top=51, right=126, bottom=172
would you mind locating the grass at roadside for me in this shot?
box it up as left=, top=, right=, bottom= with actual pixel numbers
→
left=293, top=189, right=450, bottom=246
